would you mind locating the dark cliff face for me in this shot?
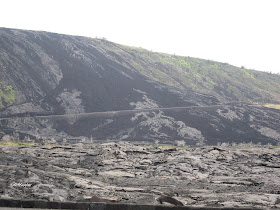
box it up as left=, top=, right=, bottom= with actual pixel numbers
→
left=0, top=28, right=218, bottom=113
left=0, top=27, right=280, bottom=145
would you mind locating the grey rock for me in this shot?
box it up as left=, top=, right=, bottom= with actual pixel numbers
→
left=0, top=142, right=280, bottom=209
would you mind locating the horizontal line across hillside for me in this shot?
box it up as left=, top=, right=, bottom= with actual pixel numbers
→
left=0, top=102, right=258, bottom=120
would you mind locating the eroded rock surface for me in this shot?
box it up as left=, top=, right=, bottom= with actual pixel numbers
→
left=0, top=142, right=279, bottom=209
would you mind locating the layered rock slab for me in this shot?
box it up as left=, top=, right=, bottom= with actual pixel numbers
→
left=0, top=142, right=279, bottom=209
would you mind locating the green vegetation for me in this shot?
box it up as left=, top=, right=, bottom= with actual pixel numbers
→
left=89, top=39, right=280, bottom=104
left=0, top=82, right=16, bottom=109
left=0, top=141, right=37, bottom=147
left=0, top=133, right=36, bottom=147
left=107, top=173, right=120, bottom=185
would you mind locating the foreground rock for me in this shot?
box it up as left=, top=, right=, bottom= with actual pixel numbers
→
left=0, top=142, right=280, bottom=209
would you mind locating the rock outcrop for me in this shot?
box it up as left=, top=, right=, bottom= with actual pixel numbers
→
left=0, top=142, right=279, bottom=209
left=157, top=195, right=184, bottom=206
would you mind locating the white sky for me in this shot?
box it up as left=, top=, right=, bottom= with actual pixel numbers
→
left=0, top=0, right=279, bottom=73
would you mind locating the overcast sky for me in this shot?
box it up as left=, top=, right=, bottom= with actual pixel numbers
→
left=1, top=0, right=279, bottom=73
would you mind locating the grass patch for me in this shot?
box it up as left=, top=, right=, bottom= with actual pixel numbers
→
left=0, top=82, right=16, bottom=109
left=0, top=141, right=37, bottom=147
left=263, top=104, right=280, bottom=110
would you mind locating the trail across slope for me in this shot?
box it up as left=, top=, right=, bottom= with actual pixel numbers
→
left=0, top=103, right=256, bottom=120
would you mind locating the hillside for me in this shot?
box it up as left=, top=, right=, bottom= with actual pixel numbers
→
left=90, top=39, right=280, bottom=104
left=0, top=27, right=280, bottom=145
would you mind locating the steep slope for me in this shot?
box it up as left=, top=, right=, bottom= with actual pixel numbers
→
left=0, top=27, right=280, bottom=145
left=89, top=39, right=280, bottom=104
left=0, top=28, right=218, bottom=114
